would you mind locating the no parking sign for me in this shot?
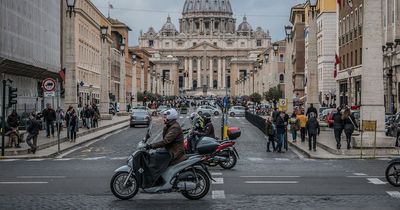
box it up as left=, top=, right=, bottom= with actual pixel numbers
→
left=42, top=78, right=56, bottom=96
left=278, top=98, right=288, bottom=112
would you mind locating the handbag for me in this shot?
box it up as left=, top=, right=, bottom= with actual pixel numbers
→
left=348, top=116, right=357, bottom=129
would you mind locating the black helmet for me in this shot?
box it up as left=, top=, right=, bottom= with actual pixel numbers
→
left=201, top=113, right=212, bottom=121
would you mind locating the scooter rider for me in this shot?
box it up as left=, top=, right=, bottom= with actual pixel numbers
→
left=194, top=113, right=215, bottom=139
left=146, top=109, right=186, bottom=165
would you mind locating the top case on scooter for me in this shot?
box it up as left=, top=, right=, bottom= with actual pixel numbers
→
left=227, top=127, right=241, bottom=140
left=196, top=137, right=220, bottom=154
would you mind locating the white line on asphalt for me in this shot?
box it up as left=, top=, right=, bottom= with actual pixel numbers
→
left=27, top=159, right=45, bottom=161
left=386, top=191, right=400, bottom=199
left=110, top=157, right=127, bottom=160
left=83, top=156, right=106, bottom=161
left=379, top=158, right=391, bottom=161
left=353, top=173, right=367, bottom=176
left=240, top=176, right=301, bottom=178
left=347, top=176, right=384, bottom=178
left=179, top=116, right=184, bottom=119
left=0, top=182, right=48, bottom=184
left=212, top=178, right=224, bottom=184
left=211, top=172, right=223, bottom=176
left=248, top=157, right=264, bottom=162
left=275, top=158, right=290, bottom=161
left=17, top=176, right=66, bottom=179
left=245, top=181, right=299, bottom=184
left=53, top=158, right=74, bottom=161
left=212, top=190, right=226, bottom=199
left=0, top=159, right=18, bottom=162
left=367, top=178, right=387, bottom=185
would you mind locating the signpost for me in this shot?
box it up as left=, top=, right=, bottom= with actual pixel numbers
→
left=42, top=78, right=60, bottom=153
left=278, top=98, right=288, bottom=112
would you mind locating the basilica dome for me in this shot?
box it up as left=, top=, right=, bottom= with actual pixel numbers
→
left=237, top=16, right=252, bottom=32
left=182, top=0, right=233, bottom=15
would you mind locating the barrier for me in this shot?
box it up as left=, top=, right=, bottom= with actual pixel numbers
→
left=245, top=111, right=266, bottom=133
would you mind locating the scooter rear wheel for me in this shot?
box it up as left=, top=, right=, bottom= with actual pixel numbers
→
left=219, top=150, right=237, bottom=169
left=386, top=162, right=400, bottom=187
left=181, top=168, right=210, bottom=200
left=110, top=171, right=139, bottom=200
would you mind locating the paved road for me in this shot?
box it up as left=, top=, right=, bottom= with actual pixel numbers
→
left=0, top=112, right=399, bottom=209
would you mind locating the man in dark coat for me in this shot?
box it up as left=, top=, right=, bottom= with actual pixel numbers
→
left=149, top=109, right=185, bottom=165
left=306, top=103, right=318, bottom=119
left=306, top=113, right=320, bottom=152
left=333, top=107, right=344, bottom=149
left=42, top=103, right=56, bottom=138
left=7, top=110, right=21, bottom=147
left=275, top=112, right=286, bottom=153
left=26, top=113, right=41, bottom=154
left=195, top=113, right=215, bottom=139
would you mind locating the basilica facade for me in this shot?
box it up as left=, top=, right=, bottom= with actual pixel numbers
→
left=139, top=0, right=271, bottom=96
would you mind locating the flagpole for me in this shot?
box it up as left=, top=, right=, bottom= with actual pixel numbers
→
left=108, top=0, right=110, bottom=17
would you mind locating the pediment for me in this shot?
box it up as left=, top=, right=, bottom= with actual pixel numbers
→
left=187, top=41, right=222, bottom=51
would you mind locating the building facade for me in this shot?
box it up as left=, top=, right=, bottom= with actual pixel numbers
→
left=0, top=0, right=61, bottom=114
left=138, top=0, right=271, bottom=97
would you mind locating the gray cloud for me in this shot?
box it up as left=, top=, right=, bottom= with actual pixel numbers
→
left=91, top=0, right=304, bottom=46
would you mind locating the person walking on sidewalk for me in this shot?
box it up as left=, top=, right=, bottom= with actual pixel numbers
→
left=306, top=113, right=320, bottom=152
left=306, top=103, right=318, bottom=119
left=275, top=112, right=286, bottom=153
left=69, top=110, right=78, bottom=142
left=282, top=111, right=289, bottom=151
left=56, top=107, right=64, bottom=132
left=333, top=107, right=344, bottom=149
left=342, top=108, right=358, bottom=149
left=42, top=103, right=56, bottom=138
left=7, top=110, right=21, bottom=148
left=297, top=111, right=308, bottom=142
left=265, top=117, right=276, bottom=152
left=26, top=113, right=41, bottom=154
left=288, top=112, right=300, bottom=142
left=65, top=106, right=73, bottom=140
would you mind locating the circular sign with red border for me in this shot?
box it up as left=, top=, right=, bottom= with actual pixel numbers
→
left=42, top=78, right=56, bottom=91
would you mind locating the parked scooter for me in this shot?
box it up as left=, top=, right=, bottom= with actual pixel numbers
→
left=110, top=126, right=213, bottom=200
left=385, top=157, right=400, bottom=187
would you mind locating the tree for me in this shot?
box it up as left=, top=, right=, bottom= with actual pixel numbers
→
left=264, top=86, right=282, bottom=108
left=250, top=92, right=262, bottom=104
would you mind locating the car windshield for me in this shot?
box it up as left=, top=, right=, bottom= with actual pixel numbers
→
left=133, top=111, right=147, bottom=116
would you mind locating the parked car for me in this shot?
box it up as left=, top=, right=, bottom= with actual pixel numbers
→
left=320, top=108, right=335, bottom=122
left=228, top=106, right=246, bottom=117
left=180, top=106, right=188, bottom=114
left=386, top=114, right=396, bottom=136
left=130, top=110, right=151, bottom=128
left=157, top=105, right=170, bottom=114
left=196, top=105, right=220, bottom=116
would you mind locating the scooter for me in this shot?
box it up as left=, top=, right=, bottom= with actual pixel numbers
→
left=385, top=157, right=400, bottom=187
left=110, top=126, right=214, bottom=200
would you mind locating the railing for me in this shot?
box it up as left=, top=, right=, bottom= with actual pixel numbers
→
left=245, top=111, right=266, bottom=134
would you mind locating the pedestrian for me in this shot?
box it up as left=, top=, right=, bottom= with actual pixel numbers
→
left=288, top=112, right=300, bottom=142
left=342, top=108, right=358, bottom=149
left=65, top=106, right=73, bottom=140
left=275, top=112, right=286, bottom=153
left=42, top=103, right=56, bottom=138
left=92, top=104, right=100, bottom=128
left=56, top=107, right=64, bottom=133
left=306, top=113, right=320, bottom=152
left=26, top=113, right=41, bottom=154
left=265, top=117, right=276, bottom=152
left=80, top=106, right=86, bottom=128
left=84, top=105, right=92, bottom=129
left=306, top=103, right=318, bottom=119
left=7, top=110, right=21, bottom=148
left=282, top=111, right=289, bottom=151
left=69, top=110, right=78, bottom=142
left=333, top=107, right=344, bottom=149
left=271, top=108, right=280, bottom=123
left=297, top=111, right=308, bottom=142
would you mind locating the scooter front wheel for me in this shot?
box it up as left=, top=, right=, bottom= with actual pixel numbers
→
left=219, top=150, right=237, bottom=169
left=110, top=171, right=139, bottom=200
left=386, top=162, right=400, bottom=187
left=181, top=168, right=210, bottom=200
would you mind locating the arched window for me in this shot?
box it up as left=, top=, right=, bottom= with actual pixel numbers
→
left=213, top=80, right=218, bottom=89
left=279, top=74, right=284, bottom=83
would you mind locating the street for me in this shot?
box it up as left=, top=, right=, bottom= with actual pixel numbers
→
left=0, top=114, right=399, bottom=210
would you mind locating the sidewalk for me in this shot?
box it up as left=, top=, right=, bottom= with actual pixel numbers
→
left=1, top=115, right=130, bottom=159
left=289, top=129, right=400, bottom=159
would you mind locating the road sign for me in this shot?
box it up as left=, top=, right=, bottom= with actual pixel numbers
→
left=278, top=98, right=288, bottom=112
left=223, top=96, right=228, bottom=108
left=42, top=78, right=56, bottom=92
left=44, top=91, right=55, bottom=97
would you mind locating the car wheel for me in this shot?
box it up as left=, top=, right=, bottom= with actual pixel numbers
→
left=214, top=111, right=219, bottom=116
left=230, top=112, right=235, bottom=117
left=198, top=111, right=202, bottom=115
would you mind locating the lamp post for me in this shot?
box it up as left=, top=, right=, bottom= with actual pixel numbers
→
left=120, top=38, right=125, bottom=55
left=100, top=26, right=108, bottom=43
left=140, top=60, right=145, bottom=92
left=66, top=0, right=76, bottom=17
left=347, top=69, right=352, bottom=107
left=382, top=40, right=400, bottom=114
left=284, top=25, right=293, bottom=42
left=131, top=54, right=136, bottom=105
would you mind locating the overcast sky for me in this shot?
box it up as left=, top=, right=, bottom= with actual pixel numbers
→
left=91, top=0, right=305, bottom=47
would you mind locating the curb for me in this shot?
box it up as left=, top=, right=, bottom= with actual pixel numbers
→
left=0, top=122, right=129, bottom=159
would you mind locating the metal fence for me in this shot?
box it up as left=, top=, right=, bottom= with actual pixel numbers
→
left=245, top=111, right=266, bottom=134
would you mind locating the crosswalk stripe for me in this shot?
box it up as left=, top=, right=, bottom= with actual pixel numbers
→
left=353, top=173, right=367, bottom=176
left=83, top=157, right=106, bottom=161
left=367, top=178, right=386, bottom=185
left=211, top=172, right=223, bottom=176
left=110, top=157, right=127, bottom=160
left=212, top=190, right=226, bottom=199
left=53, top=158, right=74, bottom=161
left=275, top=158, right=290, bottom=161
left=248, top=157, right=264, bottom=162
left=386, top=191, right=400, bottom=199
left=212, top=178, right=224, bottom=184
left=245, top=181, right=298, bottom=184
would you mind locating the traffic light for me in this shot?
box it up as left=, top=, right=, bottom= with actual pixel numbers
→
left=8, top=86, right=17, bottom=108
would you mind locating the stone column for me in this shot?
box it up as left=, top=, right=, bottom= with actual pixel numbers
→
left=197, top=57, right=201, bottom=87
left=360, top=0, right=385, bottom=133
left=222, top=58, right=226, bottom=89
left=209, top=58, right=213, bottom=88
left=119, top=55, right=126, bottom=112
left=189, top=58, right=193, bottom=89
left=306, top=13, right=319, bottom=113
left=64, top=8, right=77, bottom=110
left=140, top=66, right=144, bottom=92
left=218, top=58, right=222, bottom=89
left=184, top=57, right=188, bottom=89
left=100, top=39, right=111, bottom=119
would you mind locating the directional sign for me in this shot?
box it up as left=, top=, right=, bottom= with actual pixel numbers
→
left=223, top=96, right=228, bottom=108
left=42, top=78, right=56, bottom=92
left=278, top=98, right=288, bottom=112
left=44, top=91, right=55, bottom=97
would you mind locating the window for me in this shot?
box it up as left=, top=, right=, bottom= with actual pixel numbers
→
left=279, top=54, right=284, bottom=62
left=213, top=42, right=217, bottom=46
left=350, top=51, right=353, bottom=66
left=279, top=74, right=284, bottom=83
left=241, top=42, right=245, bottom=47
left=193, top=42, right=197, bottom=47
left=165, top=42, right=170, bottom=47
left=256, top=40, right=262, bottom=47
left=355, top=50, right=358, bottom=66
left=360, top=48, right=362, bottom=64
left=149, top=40, right=154, bottom=47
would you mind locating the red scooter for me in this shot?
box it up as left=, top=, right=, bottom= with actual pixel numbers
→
left=183, top=127, right=241, bottom=169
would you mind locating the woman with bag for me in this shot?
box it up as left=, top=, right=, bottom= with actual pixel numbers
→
left=265, top=117, right=276, bottom=152
left=288, top=112, right=300, bottom=142
left=342, top=108, right=358, bottom=149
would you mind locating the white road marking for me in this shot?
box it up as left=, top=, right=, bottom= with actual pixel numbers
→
left=179, top=116, right=184, bottom=119
left=386, top=191, right=400, bottom=199
left=240, top=176, right=300, bottom=178
left=211, top=172, right=223, bottom=176
left=347, top=176, right=384, bottom=178
left=83, top=156, right=106, bottom=161
left=248, top=157, right=264, bottom=162
left=367, top=178, right=386, bottom=185
left=212, top=190, right=226, bottom=199
left=0, top=159, right=18, bottom=162
left=0, top=182, right=48, bottom=184
left=27, top=159, right=45, bottom=161
left=17, top=176, right=65, bottom=179
left=212, top=178, right=224, bottom=184
left=110, top=157, right=127, bottom=160
left=353, top=173, right=367, bottom=176
left=53, top=158, right=73, bottom=161
left=245, top=181, right=299, bottom=184
left=379, top=158, right=391, bottom=161
left=275, top=158, right=290, bottom=161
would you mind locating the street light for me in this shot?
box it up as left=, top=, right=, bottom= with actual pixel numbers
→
left=284, top=25, right=293, bottom=42
left=272, top=43, right=279, bottom=55
left=120, top=38, right=125, bottom=55
left=66, top=0, right=76, bottom=17
left=264, top=52, right=270, bottom=63
left=100, top=26, right=108, bottom=42
left=309, top=0, right=317, bottom=18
